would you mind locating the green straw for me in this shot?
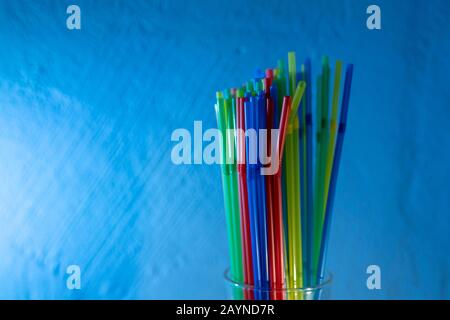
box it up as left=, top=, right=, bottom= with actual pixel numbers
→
left=286, top=52, right=298, bottom=295
left=285, top=59, right=306, bottom=296
left=313, top=57, right=329, bottom=279
left=312, top=74, right=322, bottom=283
left=319, top=57, right=330, bottom=223
left=215, top=92, right=243, bottom=299
left=312, top=57, right=330, bottom=282
left=322, top=61, right=342, bottom=218
left=300, top=64, right=308, bottom=285
left=288, top=52, right=297, bottom=96
left=225, top=93, right=244, bottom=299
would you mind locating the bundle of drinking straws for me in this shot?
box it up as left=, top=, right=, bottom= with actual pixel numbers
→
left=214, top=52, right=354, bottom=300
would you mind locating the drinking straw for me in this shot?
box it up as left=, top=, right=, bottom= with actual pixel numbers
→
left=254, top=76, right=264, bottom=93
left=264, top=82, right=286, bottom=299
left=256, top=90, right=270, bottom=300
left=319, top=56, right=330, bottom=224
left=270, top=85, right=279, bottom=128
left=312, top=74, right=323, bottom=284
left=215, top=92, right=243, bottom=299
left=265, top=69, right=274, bottom=93
left=286, top=75, right=306, bottom=298
left=270, top=84, right=289, bottom=299
left=276, top=60, right=289, bottom=275
left=244, top=94, right=262, bottom=299
left=276, top=60, right=287, bottom=103
left=297, top=69, right=307, bottom=286
left=265, top=123, right=275, bottom=296
left=224, top=92, right=244, bottom=299
left=276, top=96, right=294, bottom=185
left=287, top=54, right=303, bottom=286
left=236, top=92, right=254, bottom=300
left=286, top=54, right=297, bottom=239
left=264, top=84, right=276, bottom=298
left=217, top=55, right=352, bottom=301
left=270, top=96, right=293, bottom=299
left=288, top=52, right=297, bottom=96
left=302, top=59, right=314, bottom=286
left=322, top=61, right=342, bottom=219
left=246, top=80, right=254, bottom=95
left=317, top=64, right=354, bottom=284
left=312, top=57, right=330, bottom=283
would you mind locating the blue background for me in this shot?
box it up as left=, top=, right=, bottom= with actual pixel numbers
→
left=0, top=0, right=449, bottom=299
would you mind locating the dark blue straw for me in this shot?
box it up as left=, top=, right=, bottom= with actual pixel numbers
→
left=270, top=85, right=279, bottom=128
left=256, top=90, right=270, bottom=299
left=317, top=64, right=354, bottom=283
left=244, top=93, right=261, bottom=299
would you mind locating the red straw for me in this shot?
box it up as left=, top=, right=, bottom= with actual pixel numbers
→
left=236, top=97, right=254, bottom=299
left=265, top=95, right=277, bottom=299
left=273, top=96, right=292, bottom=299
left=264, top=71, right=273, bottom=96
left=265, top=96, right=291, bottom=299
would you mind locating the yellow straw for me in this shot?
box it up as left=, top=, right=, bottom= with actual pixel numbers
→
left=323, top=61, right=342, bottom=218
left=285, top=61, right=306, bottom=298
left=288, top=52, right=297, bottom=96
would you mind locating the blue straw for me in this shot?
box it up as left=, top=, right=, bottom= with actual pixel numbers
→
left=317, top=64, right=354, bottom=283
left=270, top=85, right=279, bottom=128
left=256, top=90, right=270, bottom=299
left=244, top=93, right=261, bottom=299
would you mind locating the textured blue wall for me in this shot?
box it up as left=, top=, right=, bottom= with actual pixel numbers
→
left=0, top=0, right=449, bottom=299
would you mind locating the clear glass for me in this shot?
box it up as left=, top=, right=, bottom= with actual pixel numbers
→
left=224, top=269, right=332, bottom=300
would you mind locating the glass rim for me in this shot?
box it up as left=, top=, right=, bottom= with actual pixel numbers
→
left=223, top=268, right=333, bottom=293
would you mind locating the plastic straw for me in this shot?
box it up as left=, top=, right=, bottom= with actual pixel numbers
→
left=323, top=61, right=342, bottom=219
left=286, top=77, right=306, bottom=296
left=256, top=91, right=270, bottom=299
left=317, top=64, right=354, bottom=283
left=216, top=55, right=352, bottom=300
left=244, top=93, right=262, bottom=299
left=224, top=93, right=244, bottom=289
left=215, top=92, right=243, bottom=299
left=288, top=52, right=297, bottom=96
left=266, top=88, right=287, bottom=299
left=286, top=54, right=298, bottom=294
left=312, top=74, right=323, bottom=284
left=236, top=93, right=254, bottom=299
left=318, top=57, right=330, bottom=224
left=271, top=96, right=293, bottom=299
left=313, top=57, right=330, bottom=283
left=303, top=59, right=314, bottom=286
left=297, top=69, right=307, bottom=286
left=265, top=92, right=277, bottom=298
left=274, top=60, right=290, bottom=284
